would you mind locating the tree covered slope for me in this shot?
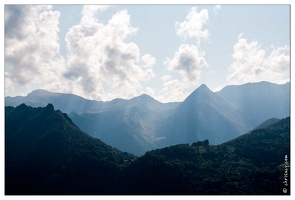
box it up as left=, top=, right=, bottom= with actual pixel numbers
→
left=5, top=104, right=290, bottom=195
left=5, top=104, right=136, bottom=195
left=123, top=117, right=290, bottom=194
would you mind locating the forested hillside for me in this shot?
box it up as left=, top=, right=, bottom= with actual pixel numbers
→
left=5, top=104, right=290, bottom=195
left=122, top=117, right=290, bottom=194
left=5, top=104, right=135, bottom=194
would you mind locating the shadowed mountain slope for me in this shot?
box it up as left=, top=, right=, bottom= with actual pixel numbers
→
left=155, top=84, right=250, bottom=147
left=217, top=81, right=290, bottom=127
left=5, top=104, right=136, bottom=195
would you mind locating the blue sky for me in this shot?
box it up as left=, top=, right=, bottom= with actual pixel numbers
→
left=4, top=3, right=291, bottom=102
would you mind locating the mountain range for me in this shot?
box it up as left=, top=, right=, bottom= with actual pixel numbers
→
left=5, top=104, right=290, bottom=194
left=5, top=81, right=290, bottom=155
left=5, top=89, right=179, bottom=113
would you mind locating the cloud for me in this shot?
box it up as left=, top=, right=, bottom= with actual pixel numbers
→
left=5, top=5, right=156, bottom=101
left=164, top=44, right=208, bottom=83
left=4, top=5, right=65, bottom=94
left=142, top=54, right=156, bottom=68
left=176, top=7, right=209, bottom=45
left=156, top=6, right=211, bottom=103
left=64, top=7, right=155, bottom=100
left=227, top=36, right=290, bottom=85
left=161, top=75, right=172, bottom=82
left=213, top=5, right=221, bottom=14
left=4, top=72, right=14, bottom=94
left=238, top=32, right=244, bottom=39
left=81, top=5, right=109, bottom=21
left=158, top=79, right=187, bottom=103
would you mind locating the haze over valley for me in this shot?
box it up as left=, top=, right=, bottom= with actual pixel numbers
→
left=6, top=81, right=290, bottom=156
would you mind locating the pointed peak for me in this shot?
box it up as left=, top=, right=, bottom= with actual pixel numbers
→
left=193, top=84, right=212, bottom=94
left=183, top=84, right=214, bottom=103
left=198, top=84, right=210, bottom=90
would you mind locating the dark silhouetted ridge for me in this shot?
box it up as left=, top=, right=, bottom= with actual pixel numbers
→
left=5, top=104, right=136, bottom=195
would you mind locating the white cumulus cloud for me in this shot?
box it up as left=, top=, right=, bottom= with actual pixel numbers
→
left=227, top=36, right=290, bottom=85
left=161, top=44, right=208, bottom=102
left=158, top=79, right=187, bottom=103
left=164, top=44, right=208, bottom=83
left=63, top=8, right=157, bottom=101
left=176, top=7, right=209, bottom=45
left=4, top=5, right=157, bottom=101
left=142, top=54, right=156, bottom=68
left=4, top=5, right=65, bottom=95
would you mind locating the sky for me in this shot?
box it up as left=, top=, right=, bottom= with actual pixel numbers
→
left=4, top=3, right=291, bottom=103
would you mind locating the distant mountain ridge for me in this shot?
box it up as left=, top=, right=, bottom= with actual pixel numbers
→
left=217, top=81, right=290, bottom=127
left=155, top=83, right=248, bottom=147
left=6, top=89, right=180, bottom=155
left=5, top=89, right=179, bottom=114
left=5, top=81, right=290, bottom=155
left=68, top=105, right=159, bottom=155
left=6, top=89, right=101, bottom=114
left=155, top=81, right=289, bottom=148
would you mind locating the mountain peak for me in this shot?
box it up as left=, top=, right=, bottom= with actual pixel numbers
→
left=190, top=84, right=212, bottom=97
left=131, top=93, right=158, bottom=103
left=138, top=93, right=150, bottom=98
left=28, top=89, right=52, bottom=96
left=137, top=93, right=155, bottom=100
left=45, top=103, right=54, bottom=111
left=180, top=84, right=215, bottom=106
left=197, top=84, right=210, bottom=91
